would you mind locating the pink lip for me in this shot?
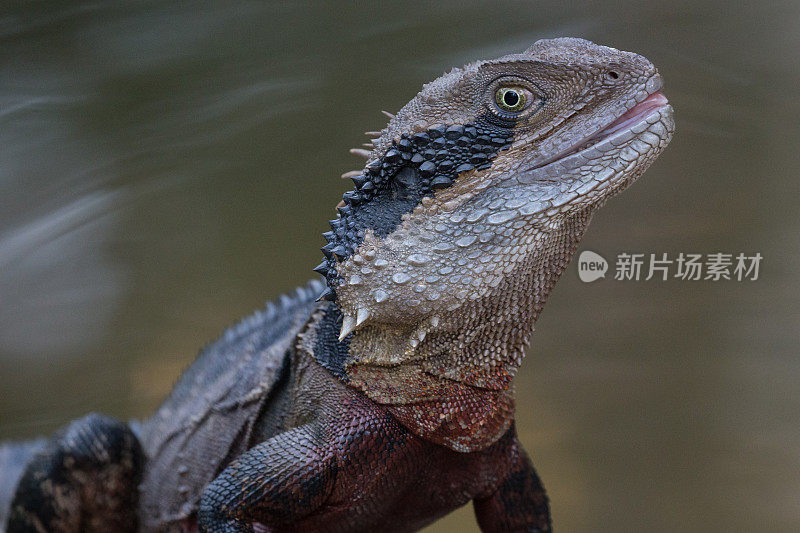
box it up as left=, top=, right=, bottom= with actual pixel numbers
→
left=528, top=90, right=670, bottom=170
left=598, top=90, right=669, bottom=137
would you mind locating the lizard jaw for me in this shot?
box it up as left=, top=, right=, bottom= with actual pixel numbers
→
left=528, top=90, right=670, bottom=171
left=596, top=91, right=669, bottom=138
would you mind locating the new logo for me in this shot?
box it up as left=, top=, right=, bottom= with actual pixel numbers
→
left=577, top=250, right=608, bottom=282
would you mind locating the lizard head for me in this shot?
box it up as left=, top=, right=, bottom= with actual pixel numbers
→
left=314, top=38, right=674, bottom=396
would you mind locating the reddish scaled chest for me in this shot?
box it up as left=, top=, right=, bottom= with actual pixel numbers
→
left=284, top=387, right=518, bottom=532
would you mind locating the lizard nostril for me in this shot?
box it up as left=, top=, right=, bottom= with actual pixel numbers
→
left=607, top=70, right=620, bottom=80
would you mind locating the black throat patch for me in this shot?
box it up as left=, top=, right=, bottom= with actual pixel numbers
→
left=314, top=115, right=514, bottom=300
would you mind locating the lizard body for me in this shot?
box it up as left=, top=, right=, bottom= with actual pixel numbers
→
left=1, top=38, right=674, bottom=532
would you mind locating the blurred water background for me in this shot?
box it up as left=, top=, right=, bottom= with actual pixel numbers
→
left=1, top=1, right=798, bottom=531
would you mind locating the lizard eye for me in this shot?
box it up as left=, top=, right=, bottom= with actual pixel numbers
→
left=495, top=87, right=528, bottom=113
left=486, top=78, right=542, bottom=121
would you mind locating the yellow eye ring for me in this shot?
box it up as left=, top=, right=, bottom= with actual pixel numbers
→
left=495, top=87, right=527, bottom=112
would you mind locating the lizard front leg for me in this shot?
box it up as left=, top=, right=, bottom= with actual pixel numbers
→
left=197, top=423, right=336, bottom=533
left=473, top=437, right=551, bottom=533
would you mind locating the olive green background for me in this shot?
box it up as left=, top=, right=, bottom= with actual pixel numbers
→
left=1, top=1, right=798, bottom=531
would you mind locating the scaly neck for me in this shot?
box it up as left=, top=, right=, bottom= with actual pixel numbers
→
left=342, top=208, right=594, bottom=451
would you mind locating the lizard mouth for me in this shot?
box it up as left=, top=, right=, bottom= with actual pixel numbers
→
left=529, top=90, right=670, bottom=170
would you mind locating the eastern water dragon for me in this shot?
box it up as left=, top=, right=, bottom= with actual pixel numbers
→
left=0, top=38, right=674, bottom=532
